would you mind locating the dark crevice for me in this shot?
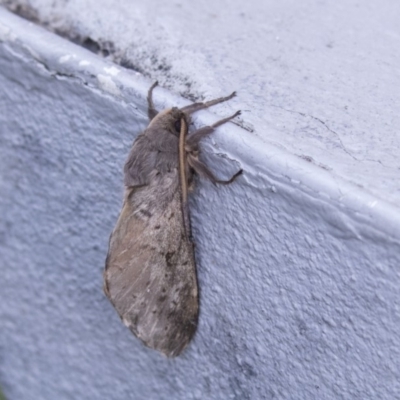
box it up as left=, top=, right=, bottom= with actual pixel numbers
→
left=2, top=2, right=144, bottom=72
left=2, top=2, right=41, bottom=24
left=2, top=1, right=204, bottom=101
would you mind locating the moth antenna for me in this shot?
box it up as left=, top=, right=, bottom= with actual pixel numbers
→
left=181, top=91, right=237, bottom=114
left=147, top=81, right=159, bottom=120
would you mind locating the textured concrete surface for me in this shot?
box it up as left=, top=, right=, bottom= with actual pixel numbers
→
left=1, top=6, right=400, bottom=400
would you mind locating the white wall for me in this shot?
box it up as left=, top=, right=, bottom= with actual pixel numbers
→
left=1, top=5, right=399, bottom=399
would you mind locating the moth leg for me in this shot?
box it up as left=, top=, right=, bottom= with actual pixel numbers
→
left=187, top=154, right=242, bottom=185
left=178, top=116, right=191, bottom=239
left=181, top=91, right=236, bottom=114
left=186, top=111, right=241, bottom=151
left=147, top=81, right=159, bottom=120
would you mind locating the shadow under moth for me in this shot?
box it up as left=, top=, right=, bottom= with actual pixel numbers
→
left=104, top=82, right=241, bottom=357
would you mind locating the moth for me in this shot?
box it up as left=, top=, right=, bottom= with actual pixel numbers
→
left=104, top=82, right=241, bottom=357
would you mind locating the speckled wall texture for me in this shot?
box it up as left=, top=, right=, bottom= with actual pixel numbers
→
left=1, top=9, right=399, bottom=400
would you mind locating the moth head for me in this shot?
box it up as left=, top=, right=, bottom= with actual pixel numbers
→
left=168, top=107, right=191, bottom=137
left=149, top=107, right=190, bottom=137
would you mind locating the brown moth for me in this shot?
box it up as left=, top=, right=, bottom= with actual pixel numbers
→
left=104, top=82, right=241, bottom=357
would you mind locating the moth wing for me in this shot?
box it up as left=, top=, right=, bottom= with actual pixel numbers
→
left=104, top=174, right=198, bottom=357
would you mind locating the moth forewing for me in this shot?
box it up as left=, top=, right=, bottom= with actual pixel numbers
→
left=104, top=83, right=241, bottom=357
